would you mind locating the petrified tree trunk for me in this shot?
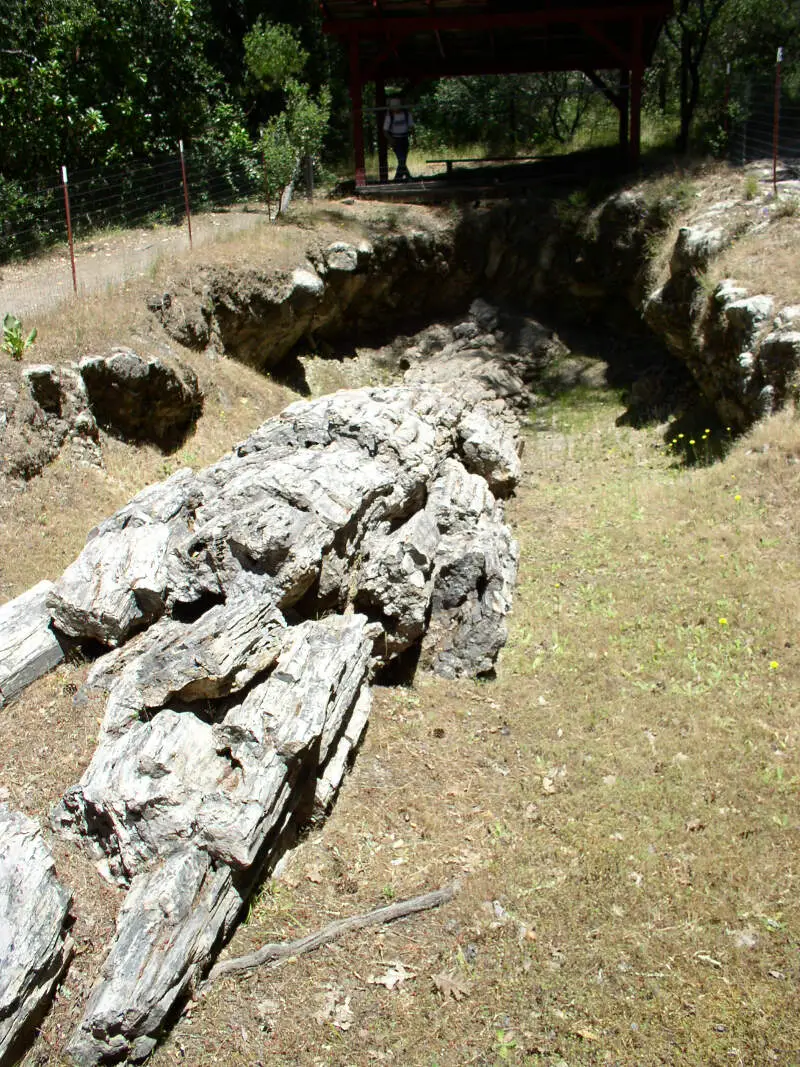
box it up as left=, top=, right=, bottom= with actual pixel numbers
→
left=0, top=581, right=64, bottom=707
left=1, top=300, right=541, bottom=1063
left=40, top=382, right=520, bottom=1064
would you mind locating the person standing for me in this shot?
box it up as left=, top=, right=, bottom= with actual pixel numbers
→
left=383, top=98, right=414, bottom=182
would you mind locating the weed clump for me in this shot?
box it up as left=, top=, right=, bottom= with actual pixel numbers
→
left=2, top=312, right=37, bottom=360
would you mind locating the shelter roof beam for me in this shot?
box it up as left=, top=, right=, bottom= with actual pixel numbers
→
left=324, top=5, right=672, bottom=38
left=580, top=19, right=629, bottom=67
left=372, top=54, right=615, bottom=78
left=582, top=68, right=624, bottom=109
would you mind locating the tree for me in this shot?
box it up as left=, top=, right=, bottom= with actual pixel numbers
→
left=663, top=0, right=730, bottom=152
left=244, top=19, right=330, bottom=212
left=243, top=19, right=308, bottom=91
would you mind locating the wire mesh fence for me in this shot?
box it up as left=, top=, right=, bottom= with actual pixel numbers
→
left=1, top=148, right=265, bottom=262
left=0, top=147, right=299, bottom=320
left=727, top=49, right=800, bottom=179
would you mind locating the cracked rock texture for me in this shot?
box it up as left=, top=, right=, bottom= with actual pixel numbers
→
left=0, top=805, right=73, bottom=1066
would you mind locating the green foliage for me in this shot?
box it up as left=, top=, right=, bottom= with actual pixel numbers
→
left=0, top=0, right=221, bottom=177
left=284, top=81, right=331, bottom=160
left=260, top=80, right=331, bottom=211
left=191, top=102, right=260, bottom=206
left=244, top=16, right=330, bottom=214
left=2, top=314, right=38, bottom=360
left=244, top=19, right=308, bottom=91
left=260, top=113, right=298, bottom=207
left=415, top=72, right=601, bottom=154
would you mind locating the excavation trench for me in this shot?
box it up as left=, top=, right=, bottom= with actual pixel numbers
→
left=3, top=184, right=798, bottom=1066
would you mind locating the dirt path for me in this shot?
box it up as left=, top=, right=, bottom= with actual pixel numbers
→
left=0, top=205, right=271, bottom=320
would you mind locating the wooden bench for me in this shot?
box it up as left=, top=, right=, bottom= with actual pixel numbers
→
left=426, top=156, right=537, bottom=176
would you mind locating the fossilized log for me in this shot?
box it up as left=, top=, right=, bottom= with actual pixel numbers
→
left=39, top=384, right=519, bottom=1064
left=0, top=805, right=72, bottom=1066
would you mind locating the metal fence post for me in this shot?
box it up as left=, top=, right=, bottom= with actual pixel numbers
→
left=179, top=140, right=193, bottom=249
left=61, top=166, right=78, bottom=295
left=773, top=47, right=783, bottom=195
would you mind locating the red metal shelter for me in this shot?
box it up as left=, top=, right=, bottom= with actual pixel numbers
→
left=322, top=0, right=672, bottom=185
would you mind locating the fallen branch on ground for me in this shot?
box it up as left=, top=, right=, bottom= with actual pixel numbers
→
left=202, top=881, right=460, bottom=990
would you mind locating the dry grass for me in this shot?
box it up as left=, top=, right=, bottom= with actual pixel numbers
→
left=636, top=161, right=800, bottom=306
left=712, top=213, right=800, bottom=308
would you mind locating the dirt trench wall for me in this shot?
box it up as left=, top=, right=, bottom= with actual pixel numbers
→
left=151, top=190, right=800, bottom=431
left=150, top=195, right=665, bottom=374
left=152, top=197, right=662, bottom=366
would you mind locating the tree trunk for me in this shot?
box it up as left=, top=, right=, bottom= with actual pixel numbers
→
left=677, top=22, right=692, bottom=153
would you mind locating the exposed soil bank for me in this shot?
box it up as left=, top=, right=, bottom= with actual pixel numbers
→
left=152, top=184, right=800, bottom=433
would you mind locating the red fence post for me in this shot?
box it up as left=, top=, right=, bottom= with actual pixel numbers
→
left=61, top=166, right=78, bottom=295
left=773, top=47, right=783, bottom=195
left=179, top=140, right=194, bottom=249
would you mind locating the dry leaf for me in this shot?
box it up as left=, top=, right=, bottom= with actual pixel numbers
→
left=575, top=1027, right=601, bottom=1041
left=305, top=864, right=324, bottom=884
left=332, top=998, right=354, bottom=1031
left=368, top=961, right=416, bottom=991
left=541, top=777, right=556, bottom=795
left=432, top=971, right=471, bottom=1001
left=315, top=988, right=354, bottom=1030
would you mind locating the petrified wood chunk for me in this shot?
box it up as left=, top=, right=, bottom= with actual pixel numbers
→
left=0, top=805, right=72, bottom=1065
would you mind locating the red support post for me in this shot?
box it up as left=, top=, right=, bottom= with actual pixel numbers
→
left=61, top=166, right=78, bottom=295
left=179, top=139, right=193, bottom=249
left=376, top=81, right=389, bottom=184
left=349, top=39, right=366, bottom=187
left=773, top=47, right=783, bottom=196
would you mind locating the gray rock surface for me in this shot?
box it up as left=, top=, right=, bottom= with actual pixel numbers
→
left=0, top=365, right=100, bottom=480
left=0, top=581, right=65, bottom=707
left=0, top=806, right=72, bottom=1065
left=65, top=848, right=240, bottom=1067
left=47, top=385, right=519, bottom=667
